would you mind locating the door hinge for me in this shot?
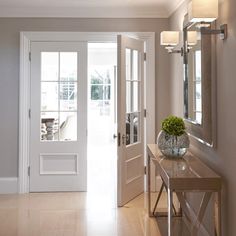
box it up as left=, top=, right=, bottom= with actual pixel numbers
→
left=28, top=166, right=30, bottom=176
left=144, top=109, right=147, bottom=118
left=29, top=52, right=31, bottom=61
left=144, top=166, right=147, bottom=175
left=144, top=52, right=147, bottom=61
left=28, top=109, right=31, bottom=119
left=118, top=132, right=121, bottom=146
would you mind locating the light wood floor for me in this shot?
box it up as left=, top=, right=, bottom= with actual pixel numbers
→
left=0, top=191, right=191, bottom=236
left=0, top=192, right=167, bottom=236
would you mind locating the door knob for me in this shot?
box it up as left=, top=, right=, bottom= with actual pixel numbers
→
left=113, top=134, right=117, bottom=139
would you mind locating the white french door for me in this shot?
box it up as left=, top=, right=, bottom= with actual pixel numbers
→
left=29, top=42, right=87, bottom=192
left=117, top=35, right=145, bottom=206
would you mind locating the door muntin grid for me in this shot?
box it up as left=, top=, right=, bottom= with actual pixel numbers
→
left=40, top=52, right=78, bottom=141
left=125, top=48, right=141, bottom=146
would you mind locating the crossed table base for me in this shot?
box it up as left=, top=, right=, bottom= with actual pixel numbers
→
left=147, top=144, right=222, bottom=236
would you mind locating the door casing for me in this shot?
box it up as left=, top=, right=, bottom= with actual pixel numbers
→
left=19, top=31, right=156, bottom=193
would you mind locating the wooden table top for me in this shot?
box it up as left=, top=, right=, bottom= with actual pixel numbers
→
left=147, top=144, right=221, bottom=191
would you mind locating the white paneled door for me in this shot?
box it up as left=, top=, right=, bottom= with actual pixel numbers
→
left=117, top=35, right=145, bottom=206
left=30, top=42, right=87, bottom=192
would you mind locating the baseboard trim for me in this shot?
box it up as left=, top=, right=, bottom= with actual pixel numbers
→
left=0, top=178, right=18, bottom=194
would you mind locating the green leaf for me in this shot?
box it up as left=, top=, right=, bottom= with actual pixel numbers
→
left=161, top=115, right=185, bottom=136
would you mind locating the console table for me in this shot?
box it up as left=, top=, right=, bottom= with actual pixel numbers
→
left=147, top=144, right=222, bottom=236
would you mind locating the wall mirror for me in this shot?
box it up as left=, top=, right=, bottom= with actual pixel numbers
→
left=183, top=16, right=216, bottom=146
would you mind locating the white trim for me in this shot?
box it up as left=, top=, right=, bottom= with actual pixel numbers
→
left=19, top=31, right=155, bottom=193
left=144, top=32, right=156, bottom=147
left=0, top=178, right=18, bottom=194
left=19, top=33, right=30, bottom=193
left=0, top=2, right=185, bottom=18
left=143, top=32, right=156, bottom=192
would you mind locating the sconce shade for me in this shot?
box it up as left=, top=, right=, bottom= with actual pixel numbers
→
left=188, top=0, right=218, bottom=23
left=160, top=31, right=179, bottom=46
left=187, top=31, right=198, bottom=45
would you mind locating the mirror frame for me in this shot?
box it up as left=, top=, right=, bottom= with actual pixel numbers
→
left=183, top=16, right=216, bottom=147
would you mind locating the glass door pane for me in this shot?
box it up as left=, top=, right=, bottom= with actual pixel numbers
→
left=125, top=48, right=141, bottom=146
left=40, top=52, right=78, bottom=141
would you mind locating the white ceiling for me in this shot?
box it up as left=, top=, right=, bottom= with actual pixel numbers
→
left=0, top=0, right=185, bottom=18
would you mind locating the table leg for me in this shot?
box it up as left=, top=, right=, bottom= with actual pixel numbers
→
left=168, top=188, right=173, bottom=236
left=216, top=191, right=222, bottom=236
left=152, top=182, right=164, bottom=216
left=191, top=192, right=212, bottom=236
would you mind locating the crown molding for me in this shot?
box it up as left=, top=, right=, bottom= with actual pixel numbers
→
left=0, top=0, right=186, bottom=18
left=167, top=0, right=187, bottom=17
left=0, top=6, right=169, bottom=18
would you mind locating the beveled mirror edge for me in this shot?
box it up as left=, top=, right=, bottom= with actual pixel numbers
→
left=182, top=14, right=217, bottom=148
left=188, top=133, right=213, bottom=147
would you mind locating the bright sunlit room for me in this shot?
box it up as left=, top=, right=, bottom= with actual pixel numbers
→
left=0, top=0, right=235, bottom=235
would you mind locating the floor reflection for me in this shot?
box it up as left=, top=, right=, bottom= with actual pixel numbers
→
left=0, top=193, right=162, bottom=236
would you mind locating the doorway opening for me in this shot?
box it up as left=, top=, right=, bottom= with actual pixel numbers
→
left=87, top=43, right=117, bottom=207
left=19, top=32, right=155, bottom=195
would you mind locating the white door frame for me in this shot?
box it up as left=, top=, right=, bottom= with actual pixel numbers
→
left=19, top=31, right=155, bottom=193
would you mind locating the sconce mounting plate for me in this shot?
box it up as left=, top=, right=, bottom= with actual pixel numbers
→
left=200, top=24, right=227, bottom=40
left=220, top=24, right=227, bottom=40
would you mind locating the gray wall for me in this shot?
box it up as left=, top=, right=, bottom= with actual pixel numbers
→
left=0, top=18, right=171, bottom=177
left=169, top=0, right=236, bottom=235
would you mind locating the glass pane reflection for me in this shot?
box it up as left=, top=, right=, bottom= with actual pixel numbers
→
left=126, top=48, right=131, bottom=81
left=41, top=112, right=59, bottom=141
left=41, top=52, right=59, bottom=81
left=60, top=52, right=77, bottom=81
left=60, top=82, right=77, bottom=111
left=59, top=112, right=77, bottom=141
left=126, top=114, right=131, bottom=145
left=126, top=81, right=131, bottom=113
left=41, top=82, right=58, bottom=111
left=132, top=81, right=139, bottom=112
left=125, top=112, right=140, bottom=146
left=133, top=112, right=140, bottom=143
left=195, top=51, right=201, bottom=81
left=132, top=50, right=138, bottom=81
left=91, top=85, right=103, bottom=100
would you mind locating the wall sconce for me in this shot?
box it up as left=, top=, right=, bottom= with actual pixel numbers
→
left=160, top=31, right=198, bottom=55
left=160, top=31, right=183, bottom=54
left=188, top=0, right=227, bottom=40
left=160, top=0, right=227, bottom=55
left=188, top=0, right=218, bottom=23
left=187, top=31, right=198, bottom=46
